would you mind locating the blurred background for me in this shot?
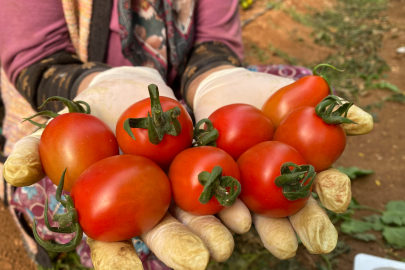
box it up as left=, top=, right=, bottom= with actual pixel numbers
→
left=0, top=0, right=404, bottom=269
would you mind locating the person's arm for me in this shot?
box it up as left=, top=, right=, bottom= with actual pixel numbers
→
left=181, top=0, right=243, bottom=107
left=0, top=0, right=109, bottom=112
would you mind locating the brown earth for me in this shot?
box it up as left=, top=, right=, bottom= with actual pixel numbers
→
left=0, top=0, right=404, bottom=269
left=0, top=201, right=36, bottom=270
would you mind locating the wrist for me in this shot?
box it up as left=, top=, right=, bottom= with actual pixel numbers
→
left=77, top=72, right=102, bottom=96
left=186, top=65, right=235, bottom=109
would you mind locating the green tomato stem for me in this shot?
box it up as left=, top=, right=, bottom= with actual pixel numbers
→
left=312, top=63, right=345, bottom=95
left=193, top=118, right=219, bottom=147
left=275, top=162, right=316, bottom=201
left=123, top=84, right=182, bottom=145
left=198, top=165, right=241, bottom=207
left=32, top=168, right=83, bottom=252
left=315, top=95, right=358, bottom=125
left=22, top=96, right=91, bottom=128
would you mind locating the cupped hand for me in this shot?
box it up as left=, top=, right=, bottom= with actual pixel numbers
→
left=3, top=67, right=238, bottom=270
left=190, top=67, right=373, bottom=260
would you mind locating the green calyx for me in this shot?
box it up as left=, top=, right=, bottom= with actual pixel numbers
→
left=274, top=162, right=316, bottom=201
left=123, top=84, right=182, bottom=145
left=198, top=166, right=241, bottom=207
left=33, top=168, right=83, bottom=252
left=315, top=95, right=358, bottom=125
left=22, top=96, right=91, bottom=128
left=312, top=63, right=344, bottom=95
left=193, top=119, right=219, bottom=147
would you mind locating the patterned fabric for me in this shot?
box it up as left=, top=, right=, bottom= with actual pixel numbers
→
left=1, top=68, right=47, bottom=264
left=118, top=0, right=195, bottom=80
left=61, top=0, right=93, bottom=62
left=246, top=64, right=312, bottom=81
left=0, top=69, right=45, bottom=157
left=181, top=41, right=242, bottom=106
left=15, top=51, right=110, bottom=112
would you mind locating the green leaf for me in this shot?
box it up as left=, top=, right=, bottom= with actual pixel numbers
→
left=382, top=201, right=405, bottom=226
left=382, top=227, right=405, bottom=248
left=353, top=233, right=376, bottom=242
left=341, top=219, right=373, bottom=234
left=336, top=166, right=374, bottom=179
left=362, top=214, right=385, bottom=231
left=349, top=197, right=360, bottom=208
left=371, top=80, right=401, bottom=93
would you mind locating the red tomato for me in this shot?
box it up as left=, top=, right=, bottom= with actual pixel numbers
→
left=208, top=104, right=274, bottom=160
left=274, top=106, right=346, bottom=172
left=71, top=155, right=171, bottom=242
left=116, top=96, right=193, bottom=170
left=237, top=141, right=312, bottom=218
left=261, top=75, right=330, bottom=128
left=39, top=113, right=119, bottom=192
left=169, top=147, right=240, bottom=215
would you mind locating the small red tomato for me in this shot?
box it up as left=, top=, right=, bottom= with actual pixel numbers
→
left=40, top=113, right=119, bottom=191
left=71, top=155, right=171, bottom=242
left=116, top=85, right=193, bottom=170
left=237, top=141, right=314, bottom=218
left=274, top=106, right=346, bottom=172
left=208, top=104, right=274, bottom=160
left=261, top=64, right=342, bottom=128
left=169, top=146, right=241, bottom=215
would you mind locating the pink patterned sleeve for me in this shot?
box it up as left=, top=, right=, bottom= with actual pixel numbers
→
left=0, top=0, right=75, bottom=83
left=194, top=0, right=244, bottom=61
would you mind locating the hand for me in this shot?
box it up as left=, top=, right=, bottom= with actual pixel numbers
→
left=189, top=67, right=373, bottom=259
left=3, top=67, right=237, bottom=270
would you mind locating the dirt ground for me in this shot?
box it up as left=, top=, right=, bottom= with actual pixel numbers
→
left=0, top=0, right=404, bottom=269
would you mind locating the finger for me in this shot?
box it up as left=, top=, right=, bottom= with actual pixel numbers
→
left=342, top=104, right=373, bottom=135
left=314, top=168, right=351, bottom=213
left=3, top=129, right=45, bottom=187
left=252, top=213, right=298, bottom=260
left=288, top=197, right=338, bottom=254
left=217, top=198, right=252, bottom=234
left=87, top=238, right=143, bottom=270
left=140, top=212, right=209, bottom=270
left=169, top=204, right=234, bottom=262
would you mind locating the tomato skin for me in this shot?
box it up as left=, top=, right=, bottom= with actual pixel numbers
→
left=274, top=106, right=346, bottom=172
left=168, top=146, right=240, bottom=215
left=116, top=97, right=193, bottom=170
left=261, top=76, right=330, bottom=128
left=71, top=155, right=171, bottom=242
left=237, top=141, right=310, bottom=218
left=39, top=113, right=119, bottom=192
left=208, top=104, right=274, bottom=160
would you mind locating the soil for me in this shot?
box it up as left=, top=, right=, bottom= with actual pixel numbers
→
left=0, top=201, right=36, bottom=270
left=0, top=0, right=404, bottom=269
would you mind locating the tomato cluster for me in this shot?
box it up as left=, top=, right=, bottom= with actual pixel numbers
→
left=201, top=64, right=354, bottom=219
left=30, top=86, right=193, bottom=252
left=30, top=63, right=355, bottom=253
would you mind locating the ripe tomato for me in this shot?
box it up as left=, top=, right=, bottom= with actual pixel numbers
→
left=116, top=96, right=193, bottom=170
left=273, top=106, right=346, bottom=172
left=71, top=155, right=171, bottom=242
left=169, top=146, right=241, bottom=215
left=237, top=141, right=314, bottom=218
left=208, top=104, right=274, bottom=160
left=39, top=113, right=119, bottom=191
left=261, top=75, right=330, bottom=128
